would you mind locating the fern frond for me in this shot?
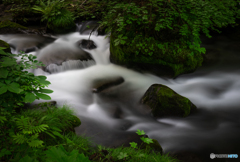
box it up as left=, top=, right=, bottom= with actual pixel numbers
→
left=38, top=115, right=47, bottom=124
left=51, top=131, right=64, bottom=139
left=50, top=126, right=62, bottom=132
left=30, top=124, right=48, bottom=134
left=28, top=140, right=44, bottom=148
left=12, top=133, right=27, bottom=144
left=0, top=116, right=7, bottom=123
left=45, top=131, right=56, bottom=139
left=15, top=116, right=30, bottom=131
left=32, top=6, right=45, bottom=13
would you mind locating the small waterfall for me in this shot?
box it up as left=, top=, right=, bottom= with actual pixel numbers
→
left=45, top=59, right=96, bottom=73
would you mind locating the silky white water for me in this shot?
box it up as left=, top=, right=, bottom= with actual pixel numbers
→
left=1, top=28, right=240, bottom=161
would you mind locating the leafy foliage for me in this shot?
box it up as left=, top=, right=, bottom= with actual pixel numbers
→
left=32, top=0, right=75, bottom=32
left=0, top=102, right=93, bottom=162
left=92, top=129, right=177, bottom=162
left=99, top=0, right=240, bottom=53
left=44, top=144, right=91, bottom=162
left=0, top=49, right=53, bottom=113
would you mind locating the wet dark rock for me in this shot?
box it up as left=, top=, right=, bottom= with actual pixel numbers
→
left=92, top=76, right=124, bottom=93
left=140, top=84, right=197, bottom=117
left=79, top=39, right=97, bottom=49
left=1, top=34, right=55, bottom=53
left=17, top=27, right=49, bottom=36
left=77, top=20, right=99, bottom=35
left=169, top=151, right=202, bottom=162
left=202, top=48, right=221, bottom=66
left=76, top=20, right=107, bottom=36
left=36, top=42, right=93, bottom=72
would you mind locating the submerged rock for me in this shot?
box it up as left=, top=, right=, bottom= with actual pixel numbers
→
left=140, top=84, right=197, bottom=117
left=92, top=76, right=124, bottom=93
left=0, top=34, right=55, bottom=53
left=79, top=39, right=97, bottom=49
left=36, top=42, right=93, bottom=72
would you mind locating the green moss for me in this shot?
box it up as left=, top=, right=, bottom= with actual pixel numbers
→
left=69, top=114, right=81, bottom=127
left=141, top=84, right=196, bottom=117
left=0, top=39, right=11, bottom=53
left=110, top=32, right=203, bottom=77
left=0, top=20, right=27, bottom=30
left=155, top=85, right=193, bottom=117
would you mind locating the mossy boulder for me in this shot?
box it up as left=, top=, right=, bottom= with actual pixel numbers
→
left=139, top=137, right=163, bottom=155
left=0, top=39, right=11, bottom=53
left=0, top=20, right=27, bottom=34
left=140, top=84, right=197, bottom=117
left=110, top=31, right=203, bottom=78
left=69, top=114, right=81, bottom=127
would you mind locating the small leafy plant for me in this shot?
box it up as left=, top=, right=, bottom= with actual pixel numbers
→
left=92, top=129, right=175, bottom=162
left=32, top=0, right=75, bottom=32
left=0, top=49, right=53, bottom=113
left=117, top=129, right=154, bottom=161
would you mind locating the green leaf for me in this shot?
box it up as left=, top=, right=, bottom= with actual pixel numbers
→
left=7, top=82, right=23, bottom=93
left=136, top=153, right=146, bottom=158
left=130, top=142, right=137, bottom=149
left=51, top=131, right=64, bottom=139
left=45, top=131, right=56, bottom=139
left=19, top=155, right=39, bottom=162
left=0, top=82, right=5, bottom=87
left=12, top=133, right=26, bottom=144
left=38, top=89, right=53, bottom=94
left=117, top=152, right=128, bottom=160
left=0, top=57, right=17, bottom=67
left=15, top=77, right=20, bottom=81
left=140, top=137, right=153, bottom=144
left=24, top=92, right=36, bottom=103
left=0, top=49, right=6, bottom=55
left=50, top=126, right=62, bottom=132
left=0, top=86, right=7, bottom=95
left=120, top=40, right=126, bottom=44
left=136, top=129, right=145, bottom=135
left=0, top=69, right=9, bottom=78
left=0, top=116, right=7, bottom=123
left=0, top=148, right=11, bottom=158
left=35, top=92, right=51, bottom=100
left=36, top=75, right=47, bottom=81
left=28, top=140, right=44, bottom=148
left=39, top=80, right=51, bottom=86
left=5, top=80, right=11, bottom=84
left=143, top=15, right=148, bottom=20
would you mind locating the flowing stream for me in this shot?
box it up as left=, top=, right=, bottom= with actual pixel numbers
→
left=1, top=23, right=240, bottom=161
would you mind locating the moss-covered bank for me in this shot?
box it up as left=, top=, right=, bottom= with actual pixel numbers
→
left=0, top=20, right=27, bottom=34
left=110, top=31, right=203, bottom=78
